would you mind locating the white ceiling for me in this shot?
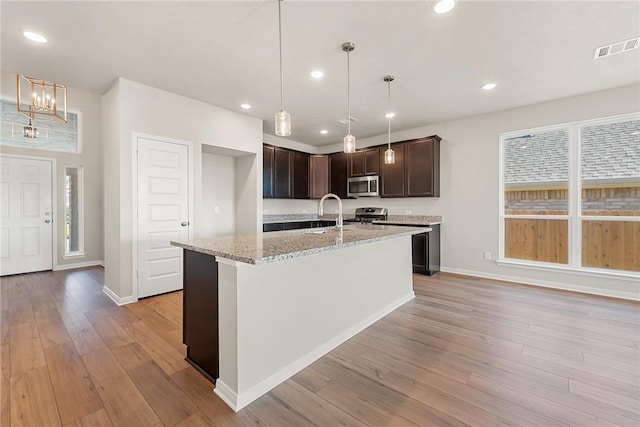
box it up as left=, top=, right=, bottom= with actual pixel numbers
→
left=2, top=1, right=639, bottom=147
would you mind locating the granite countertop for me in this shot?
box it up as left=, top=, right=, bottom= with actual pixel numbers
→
left=171, top=223, right=427, bottom=265
left=372, top=215, right=442, bottom=226
left=263, top=214, right=440, bottom=225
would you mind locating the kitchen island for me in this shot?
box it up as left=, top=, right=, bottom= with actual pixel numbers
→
left=171, top=223, right=426, bottom=411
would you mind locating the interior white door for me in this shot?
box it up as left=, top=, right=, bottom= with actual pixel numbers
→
left=137, top=137, right=190, bottom=298
left=0, top=156, right=53, bottom=276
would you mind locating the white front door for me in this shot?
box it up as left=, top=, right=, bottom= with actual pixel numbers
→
left=0, top=156, right=53, bottom=276
left=137, top=137, right=190, bottom=298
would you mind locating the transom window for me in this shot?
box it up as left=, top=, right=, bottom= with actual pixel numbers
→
left=0, top=99, right=79, bottom=152
left=500, top=114, right=640, bottom=274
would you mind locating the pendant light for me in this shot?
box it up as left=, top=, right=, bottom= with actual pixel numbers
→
left=23, top=119, right=39, bottom=138
left=274, top=0, right=291, bottom=136
left=342, top=42, right=356, bottom=153
left=17, top=75, right=68, bottom=123
left=383, top=75, right=395, bottom=164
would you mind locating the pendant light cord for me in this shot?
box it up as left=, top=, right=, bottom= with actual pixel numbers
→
left=278, top=0, right=284, bottom=111
left=347, top=49, right=351, bottom=135
left=387, top=81, right=391, bottom=148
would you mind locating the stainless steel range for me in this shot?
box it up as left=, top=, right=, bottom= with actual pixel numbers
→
left=345, top=207, right=388, bottom=223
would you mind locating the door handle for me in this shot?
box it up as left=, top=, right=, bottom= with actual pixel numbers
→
left=44, top=219, right=51, bottom=223
left=181, top=221, right=189, bottom=227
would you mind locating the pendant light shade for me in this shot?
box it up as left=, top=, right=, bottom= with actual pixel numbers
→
left=275, top=110, right=291, bottom=136
left=342, top=42, right=356, bottom=153
left=383, top=75, right=395, bottom=164
left=275, top=0, right=291, bottom=136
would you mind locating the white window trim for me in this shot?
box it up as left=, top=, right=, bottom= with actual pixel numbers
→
left=499, top=112, right=640, bottom=279
left=62, top=164, right=85, bottom=259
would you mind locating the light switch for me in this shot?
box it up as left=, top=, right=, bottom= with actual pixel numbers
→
left=214, top=206, right=220, bottom=214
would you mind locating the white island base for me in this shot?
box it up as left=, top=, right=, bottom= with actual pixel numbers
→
left=213, top=235, right=415, bottom=411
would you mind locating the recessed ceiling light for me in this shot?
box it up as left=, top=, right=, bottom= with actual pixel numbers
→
left=433, top=0, right=457, bottom=14
left=240, top=103, right=252, bottom=109
left=320, top=130, right=328, bottom=134
left=482, top=82, right=497, bottom=91
left=23, top=30, right=47, bottom=43
left=310, top=70, right=324, bottom=79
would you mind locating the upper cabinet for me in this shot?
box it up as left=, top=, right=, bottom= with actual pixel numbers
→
left=349, top=147, right=379, bottom=177
left=405, top=136, right=440, bottom=197
left=292, top=151, right=310, bottom=199
left=263, top=145, right=274, bottom=198
left=263, top=145, right=308, bottom=199
left=329, top=152, right=349, bottom=199
left=379, top=136, right=440, bottom=198
left=263, top=135, right=440, bottom=199
left=273, top=147, right=293, bottom=198
left=379, top=142, right=405, bottom=197
left=310, top=155, right=329, bottom=199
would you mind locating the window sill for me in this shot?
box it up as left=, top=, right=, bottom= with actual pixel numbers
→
left=63, top=252, right=86, bottom=260
left=496, top=259, right=639, bottom=281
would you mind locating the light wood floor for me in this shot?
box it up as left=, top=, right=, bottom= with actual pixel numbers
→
left=1, top=267, right=639, bottom=426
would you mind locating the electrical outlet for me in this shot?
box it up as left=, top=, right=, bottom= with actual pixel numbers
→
left=404, top=209, right=412, bottom=214
left=302, top=209, right=307, bottom=213
left=214, top=206, right=220, bottom=214
left=484, top=251, right=491, bottom=260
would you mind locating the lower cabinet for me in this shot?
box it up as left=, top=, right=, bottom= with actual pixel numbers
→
left=411, top=224, right=441, bottom=275
left=183, top=249, right=219, bottom=382
left=263, top=220, right=336, bottom=232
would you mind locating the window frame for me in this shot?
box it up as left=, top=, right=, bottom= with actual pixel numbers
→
left=499, top=112, right=640, bottom=279
left=62, top=164, right=86, bottom=259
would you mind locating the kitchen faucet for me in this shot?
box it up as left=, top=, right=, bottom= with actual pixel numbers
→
left=318, top=193, right=343, bottom=229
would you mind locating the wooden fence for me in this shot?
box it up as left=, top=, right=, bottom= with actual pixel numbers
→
left=504, top=217, right=640, bottom=272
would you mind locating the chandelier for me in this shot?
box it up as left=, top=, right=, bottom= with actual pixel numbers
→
left=17, top=75, right=68, bottom=123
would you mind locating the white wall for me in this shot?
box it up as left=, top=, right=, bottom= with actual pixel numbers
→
left=201, top=151, right=236, bottom=237
left=1, top=72, right=104, bottom=269
left=264, top=84, right=640, bottom=298
left=103, top=78, right=263, bottom=301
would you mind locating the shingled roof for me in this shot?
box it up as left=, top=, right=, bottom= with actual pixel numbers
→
left=504, top=118, right=639, bottom=185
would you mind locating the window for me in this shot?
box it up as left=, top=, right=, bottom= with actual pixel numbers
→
left=64, top=165, right=84, bottom=258
left=0, top=99, right=79, bottom=152
left=500, top=114, right=640, bottom=274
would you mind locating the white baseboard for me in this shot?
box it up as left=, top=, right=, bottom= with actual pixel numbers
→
left=213, top=380, right=238, bottom=411
left=223, top=291, right=415, bottom=412
left=102, top=286, right=137, bottom=306
left=54, top=260, right=104, bottom=271
left=440, top=267, right=640, bottom=301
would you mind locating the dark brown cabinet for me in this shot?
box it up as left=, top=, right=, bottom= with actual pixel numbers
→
left=263, top=146, right=274, bottom=198
left=411, top=224, right=441, bottom=275
left=273, top=147, right=292, bottom=198
left=263, top=145, right=310, bottom=199
left=292, top=151, right=310, bottom=199
left=263, top=135, right=439, bottom=199
left=405, top=137, right=440, bottom=197
left=379, top=136, right=440, bottom=198
left=310, top=155, right=329, bottom=199
left=349, top=147, right=379, bottom=177
left=329, top=152, right=349, bottom=198
left=183, top=249, right=219, bottom=382
left=379, top=142, right=405, bottom=197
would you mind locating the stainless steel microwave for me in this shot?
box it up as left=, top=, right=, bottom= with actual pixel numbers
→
left=347, top=175, right=379, bottom=198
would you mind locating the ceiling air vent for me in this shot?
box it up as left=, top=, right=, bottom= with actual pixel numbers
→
left=338, top=117, right=357, bottom=124
left=594, top=37, right=639, bottom=59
